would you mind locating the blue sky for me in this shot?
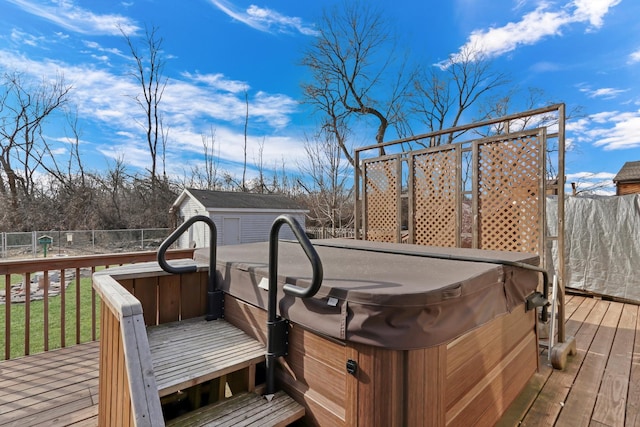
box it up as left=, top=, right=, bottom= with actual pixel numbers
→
left=0, top=0, right=639, bottom=194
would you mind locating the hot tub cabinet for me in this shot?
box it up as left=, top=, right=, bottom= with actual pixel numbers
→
left=94, top=239, right=540, bottom=426
left=198, top=239, right=540, bottom=426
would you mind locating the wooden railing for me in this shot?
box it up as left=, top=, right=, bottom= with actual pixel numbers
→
left=0, top=249, right=195, bottom=360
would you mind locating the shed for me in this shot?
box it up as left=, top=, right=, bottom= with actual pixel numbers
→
left=171, top=188, right=308, bottom=248
left=613, top=160, right=640, bottom=195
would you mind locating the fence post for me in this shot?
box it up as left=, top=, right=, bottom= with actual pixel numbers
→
left=141, top=229, right=144, bottom=250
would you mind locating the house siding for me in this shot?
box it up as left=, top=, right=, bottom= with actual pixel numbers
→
left=241, top=211, right=306, bottom=242
left=176, top=195, right=209, bottom=248
left=211, top=211, right=306, bottom=245
left=617, top=182, right=640, bottom=196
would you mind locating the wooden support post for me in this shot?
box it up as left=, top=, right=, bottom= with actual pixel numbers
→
left=550, top=335, right=577, bottom=370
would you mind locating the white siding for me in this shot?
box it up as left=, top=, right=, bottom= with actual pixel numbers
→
left=176, top=195, right=209, bottom=248
left=241, top=212, right=295, bottom=243
left=211, top=211, right=307, bottom=246
left=210, top=214, right=226, bottom=246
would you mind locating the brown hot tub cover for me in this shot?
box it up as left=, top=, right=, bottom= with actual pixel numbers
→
left=197, top=239, right=540, bottom=350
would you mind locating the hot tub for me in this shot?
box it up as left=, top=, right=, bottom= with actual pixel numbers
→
left=196, top=238, right=541, bottom=426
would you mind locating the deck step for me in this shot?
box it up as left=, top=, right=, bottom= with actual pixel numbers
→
left=166, top=390, right=304, bottom=427
left=147, top=317, right=265, bottom=397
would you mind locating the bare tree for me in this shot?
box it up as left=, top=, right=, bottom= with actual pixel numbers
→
left=0, top=72, right=71, bottom=226
left=475, top=87, right=552, bottom=135
left=410, top=44, right=510, bottom=146
left=297, top=129, right=354, bottom=233
left=242, top=90, right=249, bottom=191
left=570, top=177, right=614, bottom=196
left=202, top=127, right=220, bottom=190
left=122, top=26, right=168, bottom=189
left=253, top=138, right=267, bottom=193
left=301, top=1, right=415, bottom=162
left=94, top=157, right=129, bottom=228
left=37, top=108, right=85, bottom=187
left=31, top=108, right=101, bottom=229
left=186, top=126, right=221, bottom=190
left=160, top=117, right=170, bottom=180
left=475, top=86, right=584, bottom=179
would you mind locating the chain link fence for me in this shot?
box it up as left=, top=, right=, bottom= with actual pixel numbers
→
left=0, top=228, right=170, bottom=259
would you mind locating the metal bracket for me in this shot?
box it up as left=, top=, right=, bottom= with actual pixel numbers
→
left=526, top=291, right=549, bottom=313
left=267, top=317, right=289, bottom=358
left=206, top=289, right=224, bottom=321
left=346, top=359, right=358, bottom=375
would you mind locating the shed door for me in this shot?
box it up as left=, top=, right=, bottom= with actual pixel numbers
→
left=222, top=217, right=241, bottom=245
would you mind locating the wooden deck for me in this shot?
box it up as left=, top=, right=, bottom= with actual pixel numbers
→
left=500, top=294, right=640, bottom=426
left=0, top=341, right=99, bottom=426
left=0, top=295, right=638, bottom=426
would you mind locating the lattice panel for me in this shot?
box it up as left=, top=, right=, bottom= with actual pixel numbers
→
left=364, top=157, right=400, bottom=242
left=476, top=133, right=542, bottom=253
left=411, top=147, right=458, bottom=247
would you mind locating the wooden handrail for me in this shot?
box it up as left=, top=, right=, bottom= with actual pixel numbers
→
left=0, top=249, right=195, bottom=274
left=94, top=271, right=163, bottom=426
left=2, top=249, right=195, bottom=360
left=93, top=260, right=212, bottom=426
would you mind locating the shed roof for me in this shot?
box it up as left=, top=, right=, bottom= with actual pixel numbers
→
left=183, top=188, right=305, bottom=211
left=613, top=161, right=640, bottom=183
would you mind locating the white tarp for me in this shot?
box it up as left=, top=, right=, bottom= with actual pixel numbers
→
left=547, top=194, right=640, bottom=302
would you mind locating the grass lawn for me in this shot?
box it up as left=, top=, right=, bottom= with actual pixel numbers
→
left=1, top=274, right=100, bottom=360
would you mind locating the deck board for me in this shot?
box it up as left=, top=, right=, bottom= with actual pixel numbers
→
left=0, top=295, right=639, bottom=426
left=506, top=296, right=640, bottom=427
left=0, top=341, right=99, bottom=427
left=591, top=303, right=637, bottom=427
left=627, top=306, right=640, bottom=426
left=518, top=297, right=604, bottom=427
left=556, top=301, right=623, bottom=426
left=146, top=317, right=265, bottom=397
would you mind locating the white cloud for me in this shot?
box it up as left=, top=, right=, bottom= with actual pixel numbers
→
left=570, top=109, right=640, bottom=150
left=161, top=79, right=297, bottom=129
left=172, top=126, right=307, bottom=167
left=251, top=91, right=298, bottom=128
left=181, top=72, right=249, bottom=94
left=10, top=28, right=46, bottom=47
left=565, top=171, right=616, bottom=195
left=447, top=0, right=621, bottom=62
left=97, top=143, right=149, bottom=169
left=572, top=0, right=622, bottom=29
left=48, top=147, right=68, bottom=156
left=566, top=171, right=616, bottom=180
left=579, top=86, right=628, bottom=99
left=566, top=117, right=590, bottom=133
left=106, top=123, right=309, bottom=179
left=82, top=40, right=128, bottom=59
left=468, top=6, right=569, bottom=57
left=0, top=48, right=302, bottom=172
left=208, top=0, right=318, bottom=36
left=629, top=49, right=640, bottom=64
left=6, top=0, right=139, bottom=35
